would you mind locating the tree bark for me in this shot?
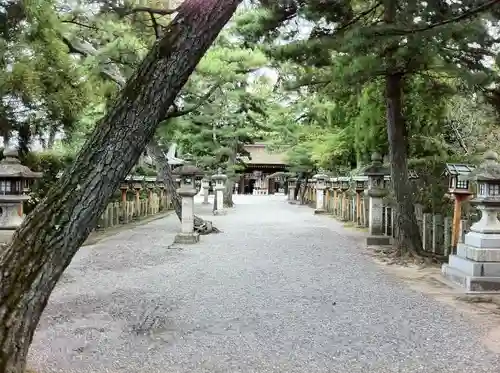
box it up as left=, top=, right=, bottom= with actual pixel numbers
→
left=223, top=179, right=234, bottom=207
left=0, top=1, right=240, bottom=372
left=384, top=0, right=423, bottom=256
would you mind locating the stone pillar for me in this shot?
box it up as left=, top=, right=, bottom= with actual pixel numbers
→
left=201, top=178, right=210, bottom=204
left=173, top=165, right=202, bottom=244
left=288, top=177, right=297, bottom=203
left=364, top=153, right=390, bottom=246
left=133, top=182, right=142, bottom=217
left=313, top=172, right=328, bottom=214
left=212, top=168, right=227, bottom=215
left=442, top=151, right=500, bottom=291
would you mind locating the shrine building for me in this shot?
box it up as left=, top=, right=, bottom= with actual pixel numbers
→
left=237, top=143, right=288, bottom=195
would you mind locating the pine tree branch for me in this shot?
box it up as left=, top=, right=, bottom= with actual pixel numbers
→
left=387, top=0, right=500, bottom=36
left=149, top=13, right=162, bottom=39
left=337, top=2, right=383, bottom=33
left=165, top=85, right=221, bottom=119
left=112, top=6, right=180, bottom=17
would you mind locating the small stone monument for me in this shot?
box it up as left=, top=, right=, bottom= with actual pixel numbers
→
left=212, top=168, right=227, bottom=215
left=0, top=148, right=41, bottom=239
left=201, top=177, right=210, bottom=205
left=364, top=152, right=390, bottom=246
left=442, top=151, right=500, bottom=291
left=313, top=170, right=328, bottom=214
left=173, top=164, right=202, bottom=244
left=288, top=177, right=297, bottom=203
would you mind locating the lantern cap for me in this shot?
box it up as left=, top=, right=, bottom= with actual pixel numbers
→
left=313, top=173, right=328, bottom=180
left=0, top=148, right=42, bottom=179
left=212, top=167, right=227, bottom=181
left=371, top=152, right=382, bottom=162
left=470, top=150, right=500, bottom=181
left=173, top=164, right=202, bottom=177
left=364, top=152, right=390, bottom=177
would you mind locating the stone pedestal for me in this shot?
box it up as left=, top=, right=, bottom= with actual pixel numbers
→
left=366, top=196, right=390, bottom=245
left=314, top=187, right=326, bottom=214
left=313, top=172, right=328, bottom=214
left=363, top=153, right=390, bottom=246
left=212, top=168, right=227, bottom=215
left=201, top=179, right=210, bottom=204
left=442, top=206, right=500, bottom=291
left=173, top=187, right=199, bottom=244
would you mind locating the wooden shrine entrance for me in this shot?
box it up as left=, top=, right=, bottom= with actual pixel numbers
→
left=237, top=144, right=287, bottom=195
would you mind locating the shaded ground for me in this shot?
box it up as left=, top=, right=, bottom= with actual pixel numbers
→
left=29, top=195, right=500, bottom=372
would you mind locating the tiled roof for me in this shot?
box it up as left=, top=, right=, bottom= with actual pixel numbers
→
left=240, top=144, right=287, bottom=165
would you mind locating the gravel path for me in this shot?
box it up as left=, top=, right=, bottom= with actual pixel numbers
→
left=29, top=194, right=500, bottom=373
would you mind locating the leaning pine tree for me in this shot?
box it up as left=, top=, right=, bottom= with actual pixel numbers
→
left=0, top=0, right=241, bottom=371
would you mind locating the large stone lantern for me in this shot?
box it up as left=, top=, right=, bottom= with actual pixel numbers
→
left=212, top=167, right=227, bottom=215
left=313, top=171, right=328, bottom=214
left=364, top=152, right=390, bottom=245
left=443, top=151, right=500, bottom=291
left=0, top=149, right=41, bottom=231
left=173, top=164, right=202, bottom=244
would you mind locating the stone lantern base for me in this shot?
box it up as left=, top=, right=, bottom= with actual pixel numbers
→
left=173, top=232, right=200, bottom=244
left=442, top=233, right=500, bottom=292
left=0, top=229, right=15, bottom=244
left=366, top=235, right=391, bottom=246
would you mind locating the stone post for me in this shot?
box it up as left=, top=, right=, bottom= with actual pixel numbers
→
left=313, top=171, right=328, bottom=214
left=133, top=181, right=142, bottom=217
left=173, top=164, right=202, bottom=244
left=364, top=153, right=390, bottom=246
left=201, top=177, right=210, bottom=204
left=288, top=177, right=297, bottom=203
left=212, top=168, right=227, bottom=215
left=442, top=151, right=500, bottom=291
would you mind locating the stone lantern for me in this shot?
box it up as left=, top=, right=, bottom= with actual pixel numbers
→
left=442, top=151, right=500, bottom=291
left=0, top=149, right=41, bottom=233
left=212, top=167, right=227, bottom=215
left=119, top=182, right=130, bottom=204
left=173, top=164, right=202, bottom=244
left=288, top=177, right=297, bottom=203
left=364, top=152, right=390, bottom=245
left=444, top=163, right=475, bottom=251
left=330, top=177, right=340, bottom=215
left=313, top=171, right=328, bottom=214
left=337, top=177, right=350, bottom=221
left=201, top=177, right=210, bottom=205
left=353, top=176, right=368, bottom=226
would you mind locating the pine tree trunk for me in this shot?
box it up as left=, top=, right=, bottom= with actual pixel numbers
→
left=385, top=73, right=423, bottom=255
left=0, top=1, right=239, bottom=372
left=223, top=179, right=234, bottom=207
left=383, top=0, right=423, bottom=256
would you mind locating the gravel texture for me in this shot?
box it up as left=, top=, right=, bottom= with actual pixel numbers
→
left=29, top=194, right=500, bottom=373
